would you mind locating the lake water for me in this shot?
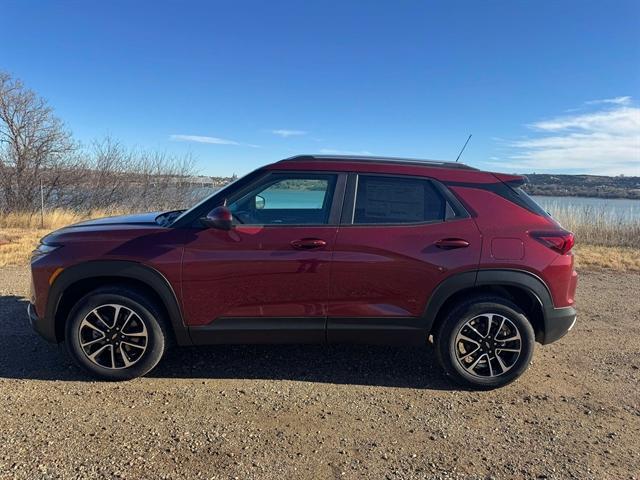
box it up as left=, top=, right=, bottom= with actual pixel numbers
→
left=532, top=195, right=640, bottom=222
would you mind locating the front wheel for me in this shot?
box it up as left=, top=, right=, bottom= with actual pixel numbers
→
left=65, top=287, right=168, bottom=380
left=435, top=296, right=535, bottom=390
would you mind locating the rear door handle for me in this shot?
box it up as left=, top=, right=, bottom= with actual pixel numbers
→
left=291, top=238, right=327, bottom=250
left=435, top=238, right=470, bottom=250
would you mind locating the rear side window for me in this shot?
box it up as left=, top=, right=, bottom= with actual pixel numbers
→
left=442, top=178, right=551, bottom=218
left=509, top=186, right=551, bottom=217
left=492, top=180, right=551, bottom=218
left=353, top=175, right=446, bottom=224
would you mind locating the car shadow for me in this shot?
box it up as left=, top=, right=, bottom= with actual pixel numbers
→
left=0, top=294, right=454, bottom=390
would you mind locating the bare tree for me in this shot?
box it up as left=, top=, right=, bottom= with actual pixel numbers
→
left=0, top=71, right=82, bottom=212
left=81, top=137, right=197, bottom=213
left=0, top=72, right=200, bottom=214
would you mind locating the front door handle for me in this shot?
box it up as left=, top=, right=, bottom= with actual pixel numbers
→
left=435, top=238, right=470, bottom=250
left=291, top=238, right=327, bottom=250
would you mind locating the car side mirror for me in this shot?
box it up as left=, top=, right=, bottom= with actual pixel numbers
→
left=201, top=206, right=233, bottom=230
left=255, top=194, right=265, bottom=210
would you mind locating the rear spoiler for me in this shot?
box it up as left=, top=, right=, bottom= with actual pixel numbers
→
left=492, top=173, right=528, bottom=187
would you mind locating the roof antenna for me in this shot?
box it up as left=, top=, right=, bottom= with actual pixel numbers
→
left=455, top=134, right=472, bottom=162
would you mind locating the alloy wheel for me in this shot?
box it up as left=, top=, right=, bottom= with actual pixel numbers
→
left=78, top=304, right=148, bottom=370
left=454, top=313, right=522, bottom=378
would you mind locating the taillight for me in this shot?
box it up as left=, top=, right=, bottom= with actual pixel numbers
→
left=530, top=230, right=575, bottom=254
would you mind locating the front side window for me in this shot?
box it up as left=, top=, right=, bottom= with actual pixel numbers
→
left=228, top=174, right=337, bottom=225
left=353, top=175, right=446, bottom=224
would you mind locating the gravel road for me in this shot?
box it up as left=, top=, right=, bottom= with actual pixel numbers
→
left=0, top=266, right=638, bottom=479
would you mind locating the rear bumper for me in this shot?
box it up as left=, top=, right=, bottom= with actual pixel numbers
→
left=28, top=302, right=58, bottom=343
left=541, top=306, right=577, bottom=345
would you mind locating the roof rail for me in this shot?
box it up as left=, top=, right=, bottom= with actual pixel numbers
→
left=278, top=154, right=478, bottom=170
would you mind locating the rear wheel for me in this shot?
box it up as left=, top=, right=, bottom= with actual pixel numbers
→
left=435, top=296, right=535, bottom=389
left=65, top=287, right=168, bottom=380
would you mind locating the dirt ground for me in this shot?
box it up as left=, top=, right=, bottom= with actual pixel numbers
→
left=0, top=267, right=638, bottom=479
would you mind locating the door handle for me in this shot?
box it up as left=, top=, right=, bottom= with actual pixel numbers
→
left=435, top=238, right=470, bottom=250
left=291, top=238, right=327, bottom=250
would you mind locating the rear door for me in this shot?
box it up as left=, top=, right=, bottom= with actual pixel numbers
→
left=327, top=173, right=482, bottom=344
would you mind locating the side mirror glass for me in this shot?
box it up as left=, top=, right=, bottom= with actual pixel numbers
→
left=202, top=206, right=233, bottom=230
left=255, top=194, right=265, bottom=210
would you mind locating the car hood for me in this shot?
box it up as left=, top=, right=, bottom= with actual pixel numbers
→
left=40, top=212, right=166, bottom=245
left=70, top=212, right=162, bottom=227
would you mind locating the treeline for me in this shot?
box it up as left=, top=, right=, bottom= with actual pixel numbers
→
left=0, top=71, right=199, bottom=214
left=522, top=174, right=640, bottom=199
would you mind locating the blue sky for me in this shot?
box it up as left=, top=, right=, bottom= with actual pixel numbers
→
left=2, top=0, right=639, bottom=176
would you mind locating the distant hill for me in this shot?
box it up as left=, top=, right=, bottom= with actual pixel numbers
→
left=522, top=174, right=640, bottom=199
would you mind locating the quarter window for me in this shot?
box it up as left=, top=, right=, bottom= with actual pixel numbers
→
left=353, top=175, right=446, bottom=224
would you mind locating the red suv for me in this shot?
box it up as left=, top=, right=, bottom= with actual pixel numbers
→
left=28, top=155, right=577, bottom=389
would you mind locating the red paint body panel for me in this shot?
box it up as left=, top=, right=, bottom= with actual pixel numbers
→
left=450, top=185, right=576, bottom=308
left=491, top=238, right=525, bottom=260
left=31, top=222, right=185, bottom=319
left=329, top=219, right=482, bottom=317
left=181, top=225, right=337, bottom=325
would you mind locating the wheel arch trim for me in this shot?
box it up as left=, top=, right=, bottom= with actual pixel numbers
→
left=46, top=260, right=191, bottom=345
left=423, top=268, right=554, bottom=334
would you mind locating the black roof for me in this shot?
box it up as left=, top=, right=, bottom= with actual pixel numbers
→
left=278, top=154, right=478, bottom=170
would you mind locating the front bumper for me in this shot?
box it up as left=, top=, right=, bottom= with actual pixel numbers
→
left=27, top=302, right=58, bottom=343
left=541, top=306, right=577, bottom=345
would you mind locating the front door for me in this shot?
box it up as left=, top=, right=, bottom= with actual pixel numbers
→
left=327, top=173, right=482, bottom=344
left=182, top=172, right=344, bottom=344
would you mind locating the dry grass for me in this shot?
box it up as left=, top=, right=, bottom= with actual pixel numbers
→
left=0, top=209, right=126, bottom=230
left=1, top=209, right=639, bottom=271
left=0, top=228, right=48, bottom=267
left=0, top=209, right=127, bottom=267
left=545, top=203, right=640, bottom=249
left=573, top=245, right=640, bottom=272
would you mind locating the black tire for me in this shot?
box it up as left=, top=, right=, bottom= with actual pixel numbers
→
left=435, top=295, right=535, bottom=390
left=65, top=287, right=168, bottom=381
